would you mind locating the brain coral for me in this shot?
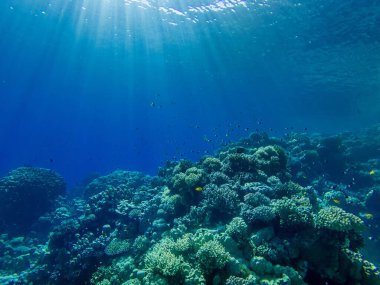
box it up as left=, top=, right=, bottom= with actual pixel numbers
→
left=0, top=167, right=65, bottom=230
left=316, top=206, right=365, bottom=232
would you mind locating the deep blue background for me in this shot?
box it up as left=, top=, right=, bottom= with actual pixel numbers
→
left=0, top=0, right=379, bottom=187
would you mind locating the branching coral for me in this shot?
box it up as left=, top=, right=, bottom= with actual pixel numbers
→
left=104, top=239, right=131, bottom=256
left=196, top=240, right=231, bottom=272
left=226, top=217, right=248, bottom=241
left=144, top=240, right=185, bottom=277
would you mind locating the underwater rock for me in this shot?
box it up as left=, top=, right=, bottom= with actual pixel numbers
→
left=0, top=167, right=65, bottom=233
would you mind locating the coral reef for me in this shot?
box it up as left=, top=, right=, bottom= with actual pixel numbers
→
left=0, top=167, right=65, bottom=233
left=1, top=125, right=380, bottom=285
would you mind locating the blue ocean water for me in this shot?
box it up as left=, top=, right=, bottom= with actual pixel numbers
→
left=0, top=0, right=379, bottom=187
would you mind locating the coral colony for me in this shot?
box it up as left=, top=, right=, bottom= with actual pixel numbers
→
left=1, top=125, right=380, bottom=285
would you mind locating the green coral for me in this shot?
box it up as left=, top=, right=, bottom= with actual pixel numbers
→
left=224, top=153, right=256, bottom=173
left=144, top=240, right=185, bottom=277
left=201, top=157, right=223, bottom=173
left=132, top=235, right=150, bottom=255
left=172, top=160, right=193, bottom=174
left=253, top=145, right=287, bottom=176
left=225, top=275, right=256, bottom=285
left=244, top=192, right=270, bottom=207
left=249, top=256, right=305, bottom=285
left=316, top=206, right=365, bottom=232
left=272, top=196, right=314, bottom=229
left=226, top=217, right=248, bottom=241
left=170, top=167, right=206, bottom=196
left=341, top=249, right=380, bottom=285
left=122, top=279, right=141, bottom=285
left=183, top=267, right=206, bottom=285
left=84, top=170, right=146, bottom=198
left=196, top=240, right=231, bottom=272
left=104, top=238, right=131, bottom=256
left=184, top=167, right=206, bottom=188
left=141, top=273, right=169, bottom=285
left=91, top=256, right=135, bottom=285
left=160, top=187, right=183, bottom=216
left=275, top=181, right=305, bottom=198
left=171, top=233, right=196, bottom=254
left=250, top=256, right=273, bottom=276
left=241, top=205, right=277, bottom=226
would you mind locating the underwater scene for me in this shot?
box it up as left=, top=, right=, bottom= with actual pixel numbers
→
left=1, top=0, right=380, bottom=284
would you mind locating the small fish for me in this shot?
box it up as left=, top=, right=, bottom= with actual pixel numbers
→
left=195, top=187, right=203, bottom=192
left=370, top=170, right=376, bottom=175
left=363, top=213, right=374, bottom=219
left=332, top=199, right=341, bottom=205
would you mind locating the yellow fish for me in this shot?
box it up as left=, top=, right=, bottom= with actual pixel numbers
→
left=332, top=199, right=341, bottom=205
left=364, top=213, right=374, bottom=219
left=370, top=170, right=376, bottom=175
left=195, top=187, right=203, bottom=192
